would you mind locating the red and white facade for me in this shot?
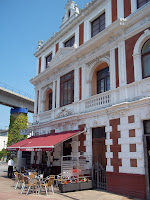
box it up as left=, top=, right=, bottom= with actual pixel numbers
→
left=30, top=0, right=150, bottom=199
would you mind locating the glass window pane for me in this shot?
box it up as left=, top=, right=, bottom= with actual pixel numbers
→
left=137, top=0, right=147, bottom=8
left=106, top=77, right=110, bottom=91
left=97, top=67, right=110, bottom=93
left=92, top=127, right=106, bottom=139
left=143, top=54, right=150, bottom=77
left=142, top=40, right=150, bottom=54
left=64, top=36, right=75, bottom=47
left=60, top=71, right=74, bottom=106
left=46, top=53, right=52, bottom=68
left=91, top=13, right=105, bottom=37
left=100, top=79, right=104, bottom=93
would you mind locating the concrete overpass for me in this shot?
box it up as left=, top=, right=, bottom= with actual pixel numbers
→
left=0, top=87, right=34, bottom=113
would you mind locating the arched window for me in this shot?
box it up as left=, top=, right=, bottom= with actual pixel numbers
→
left=142, top=39, right=150, bottom=79
left=91, top=62, right=110, bottom=96
left=45, top=89, right=52, bottom=111
left=97, top=67, right=110, bottom=94
left=68, top=9, right=71, bottom=18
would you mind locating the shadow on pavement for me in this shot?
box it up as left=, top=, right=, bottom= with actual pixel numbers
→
left=55, top=191, right=80, bottom=200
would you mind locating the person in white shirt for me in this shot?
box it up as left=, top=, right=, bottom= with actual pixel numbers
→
left=8, top=157, right=14, bottom=178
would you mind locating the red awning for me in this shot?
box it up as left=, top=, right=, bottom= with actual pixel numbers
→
left=7, top=130, right=82, bottom=152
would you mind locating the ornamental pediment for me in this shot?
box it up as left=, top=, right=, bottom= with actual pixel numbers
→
left=48, top=47, right=75, bottom=67
left=56, top=108, right=75, bottom=119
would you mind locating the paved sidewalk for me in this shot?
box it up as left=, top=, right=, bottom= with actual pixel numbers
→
left=0, top=162, right=139, bottom=200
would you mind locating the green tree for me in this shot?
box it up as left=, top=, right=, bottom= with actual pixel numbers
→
left=7, top=113, right=28, bottom=147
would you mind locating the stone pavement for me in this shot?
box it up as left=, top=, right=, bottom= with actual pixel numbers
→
left=0, top=162, right=139, bottom=200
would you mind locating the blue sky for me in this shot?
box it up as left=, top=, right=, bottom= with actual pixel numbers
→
left=0, top=0, right=91, bottom=129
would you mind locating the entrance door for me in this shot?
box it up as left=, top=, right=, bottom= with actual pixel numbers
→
left=92, top=127, right=106, bottom=167
left=143, top=120, right=150, bottom=199
left=92, top=127, right=106, bottom=190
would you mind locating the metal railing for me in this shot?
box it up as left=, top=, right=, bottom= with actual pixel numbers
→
left=0, top=82, right=34, bottom=100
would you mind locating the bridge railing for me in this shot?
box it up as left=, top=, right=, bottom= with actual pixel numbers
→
left=0, top=82, right=34, bottom=100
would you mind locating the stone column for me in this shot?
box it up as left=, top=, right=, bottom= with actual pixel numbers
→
left=56, top=77, right=60, bottom=108
left=81, top=64, right=87, bottom=99
left=133, top=53, right=142, bottom=81
left=74, top=67, right=79, bottom=102
left=34, top=89, right=38, bottom=115
left=52, top=80, right=56, bottom=109
left=110, top=48, right=116, bottom=90
left=131, top=0, right=137, bottom=13
left=117, top=0, right=124, bottom=18
left=38, top=88, right=41, bottom=113
left=118, top=41, right=127, bottom=87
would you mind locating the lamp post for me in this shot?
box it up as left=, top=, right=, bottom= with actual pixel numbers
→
left=3, top=141, right=5, bottom=161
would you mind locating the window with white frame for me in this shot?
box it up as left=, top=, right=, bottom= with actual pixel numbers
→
left=137, top=0, right=150, bottom=9
left=97, top=67, right=110, bottom=93
left=91, top=12, right=105, bottom=38
left=142, top=39, right=150, bottom=79
left=64, top=35, right=75, bottom=47
left=60, top=71, right=74, bottom=106
left=46, top=53, right=52, bottom=68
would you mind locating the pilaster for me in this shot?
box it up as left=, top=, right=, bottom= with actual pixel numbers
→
left=118, top=41, right=127, bottom=87
left=74, top=67, right=79, bottom=102
left=56, top=77, right=60, bottom=108
left=52, top=80, right=56, bottom=109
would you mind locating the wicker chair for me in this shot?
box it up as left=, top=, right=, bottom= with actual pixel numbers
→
left=21, top=176, right=37, bottom=195
left=40, top=176, right=54, bottom=195
left=15, top=173, right=24, bottom=189
left=32, top=172, right=37, bottom=177
left=14, top=172, right=18, bottom=189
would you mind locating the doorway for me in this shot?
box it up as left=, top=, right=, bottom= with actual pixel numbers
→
left=92, top=127, right=106, bottom=190
left=143, top=120, right=150, bottom=199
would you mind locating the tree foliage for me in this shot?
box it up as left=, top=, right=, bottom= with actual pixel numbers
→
left=7, top=113, right=28, bottom=147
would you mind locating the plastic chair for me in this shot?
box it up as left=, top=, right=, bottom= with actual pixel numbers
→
left=40, top=177, right=54, bottom=195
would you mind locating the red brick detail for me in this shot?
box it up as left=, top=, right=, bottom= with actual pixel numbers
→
left=79, top=22, right=84, bottom=46
left=78, top=133, right=86, bottom=152
left=128, top=115, right=134, bottom=123
left=78, top=124, right=86, bottom=153
left=56, top=42, right=59, bottom=53
left=124, top=0, right=131, bottom=18
left=38, top=57, right=41, bottom=74
left=107, top=172, right=146, bottom=199
left=111, top=0, right=117, bottom=23
left=50, top=129, right=55, bottom=134
left=110, top=118, right=121, bottom=173
left=125, top=28, right=150, bottom=84
left=130, top=144, right=136, bottom=152
left=78, top=124, right=86, bottom=131
left=115, top=48, right=119, bottom=88
left=129, top=129, right=135, bottom=137
left=79, top=67, right=82, bottom=100
left=130, top=159, right=137, bottom=167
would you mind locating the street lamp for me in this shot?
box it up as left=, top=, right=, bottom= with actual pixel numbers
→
left=3, top=141, right=5, bottom=161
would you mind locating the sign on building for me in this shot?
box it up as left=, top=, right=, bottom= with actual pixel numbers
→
left=20, top=129, right=31, bottom=135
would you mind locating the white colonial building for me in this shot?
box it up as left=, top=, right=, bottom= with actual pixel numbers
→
left=30, top=0, right=150, bottom=199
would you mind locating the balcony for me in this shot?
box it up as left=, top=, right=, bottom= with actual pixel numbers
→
left=84, top=91, right=110, bottom=110
left=33, top=77, right=150, bottom=125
